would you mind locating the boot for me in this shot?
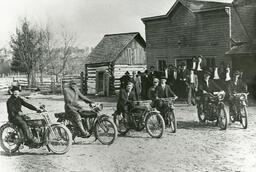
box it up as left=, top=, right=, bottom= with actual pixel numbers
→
left=76, top=120, right=90, bottom=138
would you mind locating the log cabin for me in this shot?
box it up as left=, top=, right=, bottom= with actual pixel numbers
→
left=84, top=32, right=146, bottom=96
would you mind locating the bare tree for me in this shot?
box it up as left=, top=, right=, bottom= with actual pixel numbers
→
left=47, top=28, right=76, bottom=82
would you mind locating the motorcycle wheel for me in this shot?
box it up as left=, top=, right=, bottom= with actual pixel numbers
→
left=197, top=104, right=206, bottom=123
left=240, top=106, right=248, bottom=129
left=0, top=123, right=22, bottom=154
left=95, top=118, right=117, bottom=145
left=218, top=105, right=228, bottom=130
left=145, top=112, right=165, bottom=138
left=66, top=124, right=77, bottom=140
left=113, top=112, right=129, bottom=135
left=165, top=110, right=177, bottom=133
left=46, top=124, right=72, bottom=154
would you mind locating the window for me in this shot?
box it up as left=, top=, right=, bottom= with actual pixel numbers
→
left=158, top=58, right=167, bottom=71
left=206, top=58, right=216, bottom=67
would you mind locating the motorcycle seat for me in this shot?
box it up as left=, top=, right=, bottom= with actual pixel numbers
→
left=54, top=112, right=66, bottom=119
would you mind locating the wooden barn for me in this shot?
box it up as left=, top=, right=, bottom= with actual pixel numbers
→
left=141, top=0, right=255, bottom=71
left=84, top=32, right=146, bottom=96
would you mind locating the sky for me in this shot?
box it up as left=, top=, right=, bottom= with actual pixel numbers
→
left=0, top=0, right=233, bottom=49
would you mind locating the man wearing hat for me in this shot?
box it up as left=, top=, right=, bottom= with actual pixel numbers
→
left=7, top=86, right=42, bottom=144
left=120, top=71, right=131, bottom=89
left=156, top=75, right=177, bottom=99
left=63, top=80, right=95, bottom=137
left=116, top=80, right=136, bottom=114
left=198, top=70, right=222, bottom=109
left=227, top=70, right=248, bottom=115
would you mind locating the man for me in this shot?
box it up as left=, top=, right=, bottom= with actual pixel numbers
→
left=7, top=86, right=42, bottom=144
left=187, top=69, right=198, bottom=106
left=148, top=66, right=156, bottom=87
left=177, top=62, right=189, bottom=99
left=63, top=80, right=95, bottom=137
left=228, top=71, right=247, bottom=115
left=120, top=71, right=131, bottom=89
left=167, top=64, right=177, bottom=89
left=116, top=81, right=137, bottom=114
left=131, top=71, right=141, bottom=100
left=141, top=70, right=151, bottom=100
left=198, top=71, right=223, bottom=109
left=155, top=76, right=177, bottom=121
left=156, top=76, right=177, bottom=99
left=148, top=78, right=159, bottom=101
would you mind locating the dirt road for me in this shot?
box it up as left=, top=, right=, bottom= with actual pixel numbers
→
left=0, top=94, right=256, bottom=172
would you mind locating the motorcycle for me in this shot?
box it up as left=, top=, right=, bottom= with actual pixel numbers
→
left=55, top=103, right=117, bottom=145
left=197, top=91, right=228, bottom=130
left=229, top=93, right=249, bottom=129
left=113, top=100, right=165, bottom=138
left=155, top=97, right=177, bottom=133
left=0, top=105, right=72, bottom=154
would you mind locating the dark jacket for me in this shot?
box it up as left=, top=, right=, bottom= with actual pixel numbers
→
left=148, top=86, right=157, bottom=101
left=7, top=95, right=37, bottom=120
left=227, top=80, right=247, bottom=97
left=156, top=85, right=176, bottom=98
left=63, top=86, right=93, bottom=112
left=120, top=75, right=131, bottom=88
left=117, top=89, right=136, bottom=111
left=198, top=79, right=222, bottom=95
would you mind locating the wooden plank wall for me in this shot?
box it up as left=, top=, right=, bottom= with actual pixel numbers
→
left=144, top=3, right=231, bottom=68
left=86, top=65, right=108, bottom=94
left=114, top=64, right=146, bottom=93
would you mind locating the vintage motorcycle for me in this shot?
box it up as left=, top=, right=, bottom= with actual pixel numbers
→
left=55, top=103, right=117, bottom=145
left=197, top=91, right=228, bottom=130
left=0, top=105, right=72, bottom=154
left=229, top=93, right=249, bottom=129
left=113, top=100, right=165, bottom=138
left=155, top=97, right=177, bottom=133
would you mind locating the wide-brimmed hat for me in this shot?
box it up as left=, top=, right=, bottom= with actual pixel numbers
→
left=11, top=86, right=21, bottom=92
left=125, top=71, right=130, bottom=75
left=153, top=78, right=159, bottom=83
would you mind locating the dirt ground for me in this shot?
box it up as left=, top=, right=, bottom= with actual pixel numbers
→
left=0, top=92, right=256, bottom=172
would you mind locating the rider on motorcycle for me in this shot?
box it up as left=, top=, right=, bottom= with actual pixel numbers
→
left=155, top=76, right=178, bottom=117
left=198, top=71, right=223, bottom=111
left=63, top=80, right=95, bottom=137
left=227, top=70, right=247, bottom=115
left=6, top=86, right=42, bottom=144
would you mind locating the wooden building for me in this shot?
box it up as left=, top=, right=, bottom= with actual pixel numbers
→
left=141, top=0, right=254, bottom=71
left=84, top=32, right=146, bottom=96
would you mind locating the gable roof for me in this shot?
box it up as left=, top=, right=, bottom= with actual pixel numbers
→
left=226, top=43, right=256, bottom=55
left=142, top=0, right=231, bottom=23
left=85, top=32, right=145, bottom=65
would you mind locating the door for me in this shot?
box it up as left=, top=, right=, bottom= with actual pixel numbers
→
left=96, top=71, right=104, bottom=93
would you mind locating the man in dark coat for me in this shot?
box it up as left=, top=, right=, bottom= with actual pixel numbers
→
left=227, top=71, right=248, bottom=115
left=7, top=86, right=42, bottom=144
left=120, top=71, right=131, bottom=89
left=63, top=80, right=95, bottom=137
left=141, top=70, right=151, bottom=100
left=198, top=71, right=223, bottom=109
left=177, top=63, right=189, bottom=99
left=117, top=81, right=137, bottom=114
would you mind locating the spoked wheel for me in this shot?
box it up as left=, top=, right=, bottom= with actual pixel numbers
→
left=145, top=112, right=165, bottom=138
left=46, top=124, right=72, bottom=154
left=113, top=112, right=129, bottom=135
left=66, top=124, right=77, bottom=140
left=165, top=110, right=177, bottom=133
left=240, top=106, right=248, bottom=129
left=218, top=105, right=228, bottom=130
left=0, top=123, right=22, bottom=154
left=197, top=104, right=206, bottom=123
left=95, top=118, right=117, bottom=145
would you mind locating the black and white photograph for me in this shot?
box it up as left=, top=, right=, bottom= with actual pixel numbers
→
left=0, top=0, right=256, bottom=171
